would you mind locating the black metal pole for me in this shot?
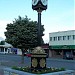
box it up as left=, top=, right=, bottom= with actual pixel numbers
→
left=38, top=12, right=41, bottom=46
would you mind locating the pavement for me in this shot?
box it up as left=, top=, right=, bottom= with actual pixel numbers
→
left=0, top=61, right=29, bottom=75
left=0, top=56, right=75, bottom=75
left=0, top=66, right=5, bottom=75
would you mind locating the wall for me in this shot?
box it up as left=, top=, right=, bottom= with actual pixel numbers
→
left=49, top=30, right=75, bottom=46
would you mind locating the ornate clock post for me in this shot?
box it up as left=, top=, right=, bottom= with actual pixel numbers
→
left=32, top=0, right=48, bottom=46
left=31, top=0, right=48, bottom=71
left=31, top=46, right=47, bottom=71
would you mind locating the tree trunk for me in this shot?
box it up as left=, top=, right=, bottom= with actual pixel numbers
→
left=21, top=49, right=24, bottom=64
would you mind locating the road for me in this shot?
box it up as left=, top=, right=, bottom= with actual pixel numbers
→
left=47, top=58, right=75, bottom=70
left=0, top=54, right=75, bottom=75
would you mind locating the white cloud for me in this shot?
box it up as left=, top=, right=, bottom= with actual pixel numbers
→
left=0, top=20, right=12, bottom=39
left=0, top=37, right=4, bottom=41
left=0, top=9, right=74, bottom=44
left=42, top=9, right=74, bottom=43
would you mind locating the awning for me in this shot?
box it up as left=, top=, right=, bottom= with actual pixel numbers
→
left=49, top=45, right=75, bottom=49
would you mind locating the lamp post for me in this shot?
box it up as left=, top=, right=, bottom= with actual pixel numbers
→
left=38, top=12, right=41, bottom=46
left=32, top=0, right=48, bottom=46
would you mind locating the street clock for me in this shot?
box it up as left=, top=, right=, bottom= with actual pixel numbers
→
left=32, top=0, right=48, bottom=11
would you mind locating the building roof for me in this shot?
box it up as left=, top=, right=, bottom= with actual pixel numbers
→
left=0, top=42, right=13, bottom=48
left=49, top=30, right=75, bottom=34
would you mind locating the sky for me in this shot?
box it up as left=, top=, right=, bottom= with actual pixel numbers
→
left=0, top=0, right=74, bottom=43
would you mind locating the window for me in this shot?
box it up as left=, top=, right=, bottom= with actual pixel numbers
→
left=63, top=36, right=66, bottom=40
left=5, top=48, right=7, bottom=52
left=73, top=35, right=75, bottom=40
left=53, top=37, right=57, bottom=41
left=50, top=37, right=52, bottom=41
left=58, top=36, right=62, bottom=41
left=1, top=48, right=4, bottom=52
left=67, top=35, right=71, bottom=40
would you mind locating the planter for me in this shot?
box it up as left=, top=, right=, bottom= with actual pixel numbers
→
left=4, top=68, right=75, bottom=75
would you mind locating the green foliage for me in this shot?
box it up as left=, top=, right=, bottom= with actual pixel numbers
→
left=5, top=16, right=44, bottom=49
left=59, top=67, right=65, bottom=71
left=12, top=66, right=65, bottom=74
left=12, top=66, right=19, bottom=70
left=0, top=41, right=5, bottom=45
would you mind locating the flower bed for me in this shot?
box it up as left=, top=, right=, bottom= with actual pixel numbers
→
left=4, top=66, right=75, bottom=75
left=12, top=66, right=65, bottom=74
left=4, top=68, right=74, bottom=75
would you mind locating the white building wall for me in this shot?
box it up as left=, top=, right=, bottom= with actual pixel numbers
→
left=49, top=30, right=75, bottom=46
left=17, top=49, right=22, bottom=55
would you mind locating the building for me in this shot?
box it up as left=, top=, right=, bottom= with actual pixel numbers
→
left=11, top=48, right=22, bottom=55
left=41, top=44, right=49, bottom=57
left=49, top=30, right=75, bottom=58
left=0, top=42, right=13, bottom=54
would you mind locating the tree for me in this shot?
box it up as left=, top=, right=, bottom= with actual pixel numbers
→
left=0, top=41, right=5, bottom=45
left=5, top=16, right=44, bottom=63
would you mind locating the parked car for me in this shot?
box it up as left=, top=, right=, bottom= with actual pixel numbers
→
left=26, top=53, right=31, bottom=57
left=63, top=52, right=73, bottom=60
left=24, top=52, right=31, bottom=57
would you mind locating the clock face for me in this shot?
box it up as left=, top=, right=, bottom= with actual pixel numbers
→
left=32, top=0, right=39, bottom=6
left=41, top=0, right=48, bottom=6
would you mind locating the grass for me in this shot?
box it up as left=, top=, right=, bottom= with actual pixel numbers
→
left=12, top=66, right=65, bottom=74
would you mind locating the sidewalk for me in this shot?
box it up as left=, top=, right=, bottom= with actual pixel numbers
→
left=0, top=66, right=6, bottom=75
left=0, top=61, right=30, bottom=75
